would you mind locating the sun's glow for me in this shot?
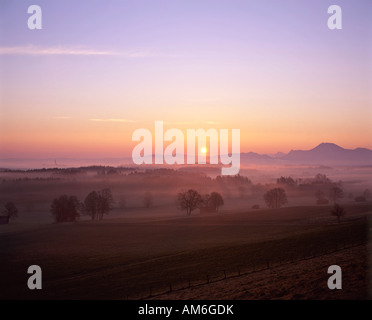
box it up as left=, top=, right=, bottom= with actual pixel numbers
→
left=201, top=147, right=207, bottom=154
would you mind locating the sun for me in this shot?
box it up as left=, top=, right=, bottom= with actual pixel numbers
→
left=201, top=147, right=207, bottom=154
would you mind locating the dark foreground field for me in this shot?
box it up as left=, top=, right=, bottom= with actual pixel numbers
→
left=151, top=244, right=371, bottom=300
left=0, top=204, right=371, bottom=300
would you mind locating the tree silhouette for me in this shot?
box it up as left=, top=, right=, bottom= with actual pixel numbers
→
left=84, top=191, right=99, bottom=220
left=209, top=192, right=224, bottom=212
left=277, top=176, right=296, bottom=187
left=177, top=189, right=203, bottom=216
left=83, top=189, right=114, bottom=220
left=329, top=186, right=343, bottom=203
left=98, top=188, right=114, bottom=220
left=263, top=188, right=288, bottom=209
left=314, top=173, right=331, bottom=184
left=2, top=202, right=18, bottom=220
left=330, top=204, right=345, bottom=224
left=51, top=195, right=80, bottom=223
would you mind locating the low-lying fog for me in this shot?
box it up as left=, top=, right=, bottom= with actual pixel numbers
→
left=1, top=163, right=371, bottom=225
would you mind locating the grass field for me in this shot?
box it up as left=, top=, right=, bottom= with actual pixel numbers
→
left=151, top=244, right=371, bottom=300
left=0, top=203, right=371, bottom=299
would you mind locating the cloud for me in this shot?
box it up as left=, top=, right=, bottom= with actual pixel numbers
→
left=0, top=45, right=147, bottom=57
left=90, top=118, right=136, bottom=123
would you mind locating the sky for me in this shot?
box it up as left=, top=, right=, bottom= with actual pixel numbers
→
left=0, top=0, right=371, bottom=159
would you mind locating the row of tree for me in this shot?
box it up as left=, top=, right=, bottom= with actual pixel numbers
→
left=1, top=186, right=349, bottom=225
left=177, top=190, right=224, bottom=216
left=84, top=189, right=114, bottom=220
left=51, top=188, right=114, bottom=223
left=315, top=186, right=343, bottom=204
left=176, top=188, right=345, bottom=222
left=277, top=173, right=334, bottom=187
left=264, top=187, right=346, bottom=223
left=50, top=187, right=287, bottom=221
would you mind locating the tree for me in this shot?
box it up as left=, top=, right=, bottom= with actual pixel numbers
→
left=209, top=192, right=224, bottom=212
left=202, top=194, right=211, bottom=206
left=98, top=188, right=114, bottom=220
left=51, top=195, right=80, bottom=223
left=84, top=191, right=99, bottom=220
left=2, top=202, right=18, bottom=220
left=329, top=186, right=343, bottom=203
left=277, top=176, right=296, bottom=187
left=313, top=174, right=331, bottom=184
left=177, top=189, right=203, bottom=216
left=263, top=188, right=288, bottom=209
left=144, top=191, right=153, bottom=208
left=330, top=204, right=345, bottom=224
left=83, top=188, right=114, bottom=221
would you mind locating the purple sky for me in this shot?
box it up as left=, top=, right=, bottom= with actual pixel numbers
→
left=0, top=0, right=371, bottom=157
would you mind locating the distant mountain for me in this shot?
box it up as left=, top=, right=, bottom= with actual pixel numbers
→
left=280, top=143, right=372, bottom=164
left=2, top=143, right=371, bottom=170
left=240, top=152, right=279, bottom=164
left=265, top=151, right=286, bottom=159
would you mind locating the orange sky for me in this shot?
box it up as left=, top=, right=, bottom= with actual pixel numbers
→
left=1, top=1, right=371, bottom=159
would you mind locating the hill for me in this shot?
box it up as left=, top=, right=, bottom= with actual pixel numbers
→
left=281, top=143, right=372, bottom=165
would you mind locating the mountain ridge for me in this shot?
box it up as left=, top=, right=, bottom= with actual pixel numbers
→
left=1, top=143, right=371, bottom=169
left=281, top=142, right=372, bottom=163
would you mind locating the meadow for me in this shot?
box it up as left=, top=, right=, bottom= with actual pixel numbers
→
left=0, top=166, right=371, bottom=299
left=0, top=202, right=370, bottom=299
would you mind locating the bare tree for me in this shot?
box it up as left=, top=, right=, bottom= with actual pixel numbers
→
left=2, top=202, right=18, bottom=220
left=329, top=186, right=343, bottom=204
left=277, top=176, right=296, bottom=187
left=84, top=191, right=99, bottom=220
left=330, top=204, right=345, bottom=224
left=51, top=195, right=80, bottom=223
left=314, top=173, right=331, bottom=184
left=83, top=188, right=114, bottom=221
left=98, top=188, right=114, bottom=220
left=263, top=188, right=288, bottom=209
left=144, top=191, right=153, bottom=208
left=177, top=189, right=203, bottom=216
left=209, top=192, right=224, bottom=212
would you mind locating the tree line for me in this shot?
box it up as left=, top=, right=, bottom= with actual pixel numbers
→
left=2, top=172, right=370, bottom=225
left=177, top=190, right=224, bottom=216
left=50, top=188, right=114, bottom=223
